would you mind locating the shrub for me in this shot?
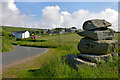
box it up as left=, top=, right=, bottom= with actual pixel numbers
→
left=16, top=38, right=23, bottom=41
left=16, top=38, right=46, bottom=42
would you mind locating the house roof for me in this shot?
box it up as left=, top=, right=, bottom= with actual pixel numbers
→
left=11, top=31, right=28, bottom=35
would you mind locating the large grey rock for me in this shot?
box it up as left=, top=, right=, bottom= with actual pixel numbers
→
left=77, top=28, right=114, bottom=40
left=78, top=38, right=118, bottom=55
left=83, top=19, right=112, bottom=31
left=65, top=54, right=96, bottom=67
left=77, top=53, right=112, bottom=62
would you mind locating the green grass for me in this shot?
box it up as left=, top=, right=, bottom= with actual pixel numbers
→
left=23, top=58, right=118, bottom=78
left=1, top=30, right=14, bottom=53
left=2, top=26, right=38, bottom=33
left=2, top=36, right=13, bottom=53
left=12, top=34, right=81, bottom=55
left=14, top=49, right=118, bottom=78
left=1, top=26, right=48, bottom=52
left=3, top=32, right=119, bottom=78
left=1, top=26, right=39, bottom=53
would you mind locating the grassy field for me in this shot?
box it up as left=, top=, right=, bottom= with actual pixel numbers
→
left=2, top=26, right=38, bottom=33
left=1, top=29, right=14, bottom=53
left=1, top=26, right=41, bottom=53
left=3, top=32, right=119, bottom=78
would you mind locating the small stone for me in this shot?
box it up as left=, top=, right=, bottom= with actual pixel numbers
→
left=78, top=38, right=118, bottom=55
left=65, top=54, right=96, bottom=67
left=77, top=53, right=112, bottom=62
left=83, top=19, right=112, bottom=31
left=77, top=28, right=114, bottom=40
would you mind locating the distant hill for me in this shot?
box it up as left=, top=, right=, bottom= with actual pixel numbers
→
left=1, top=26, right=40, bottom=33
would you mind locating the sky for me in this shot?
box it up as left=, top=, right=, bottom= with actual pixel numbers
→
left=0, top=0, right=119, bottom=31
left=15, top=2, right=118, bottom=16
left=15, top=2, right=118, bottom=21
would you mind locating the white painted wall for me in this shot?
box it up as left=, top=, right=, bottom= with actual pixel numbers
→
left=24, top=31, right=30, bottom=38
left=14, top=31, right=30, bottom=38
left=22, top=33, right=25, bottom=38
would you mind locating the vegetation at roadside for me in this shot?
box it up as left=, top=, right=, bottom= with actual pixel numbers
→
left=12, top=33, right=81, bottom=51
left=3, top=48, right=118, bottom=78
left=1, top=26, right=42, bottom=53
left=16, top=38, right=46, bottom=42
left=3, top=31, right=119, bottom=78
left=1, top=29, right=14, bottom=53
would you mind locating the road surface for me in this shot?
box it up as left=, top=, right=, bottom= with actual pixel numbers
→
left=2, top=45, right=48, bottom=65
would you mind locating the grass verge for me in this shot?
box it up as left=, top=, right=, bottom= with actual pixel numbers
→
left=3, top=33, right=119, bottom=78
left=1, top=30, right=14, bottom=53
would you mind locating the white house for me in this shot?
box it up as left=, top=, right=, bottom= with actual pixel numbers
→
left=10, top=31, right=30, bottom=38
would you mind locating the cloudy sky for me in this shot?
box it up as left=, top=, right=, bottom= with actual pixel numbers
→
left=0, top=0, right=119, bottom=31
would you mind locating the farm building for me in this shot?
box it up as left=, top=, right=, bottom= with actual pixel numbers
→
left=10, top=31, right=30, bottom=38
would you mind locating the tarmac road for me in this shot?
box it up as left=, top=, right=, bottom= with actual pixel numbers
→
left=2, top=45, right=48, bottom=65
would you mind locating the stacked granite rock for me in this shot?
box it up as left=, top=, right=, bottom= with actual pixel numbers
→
left=77, top=19, right=118, bottom=62
left=65, top=19, right=118, bottom=67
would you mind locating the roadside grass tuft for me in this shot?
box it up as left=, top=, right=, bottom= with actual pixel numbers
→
left=13, top=49, right=118, bottom=78
left=1, top=31, right=14, bottom=53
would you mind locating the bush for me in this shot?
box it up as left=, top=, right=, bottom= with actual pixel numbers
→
left=16, top=38, right=23, bottom=41
left=30, top=39, right=46, bottom=42
left=16, top=38, right=46, bottom=42
left=75, top=30, right=79, bottom=33
left=2, top=31, right=9, bottom=36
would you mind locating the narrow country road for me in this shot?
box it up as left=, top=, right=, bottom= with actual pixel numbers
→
left=2, top=45, right=48, bottom=65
